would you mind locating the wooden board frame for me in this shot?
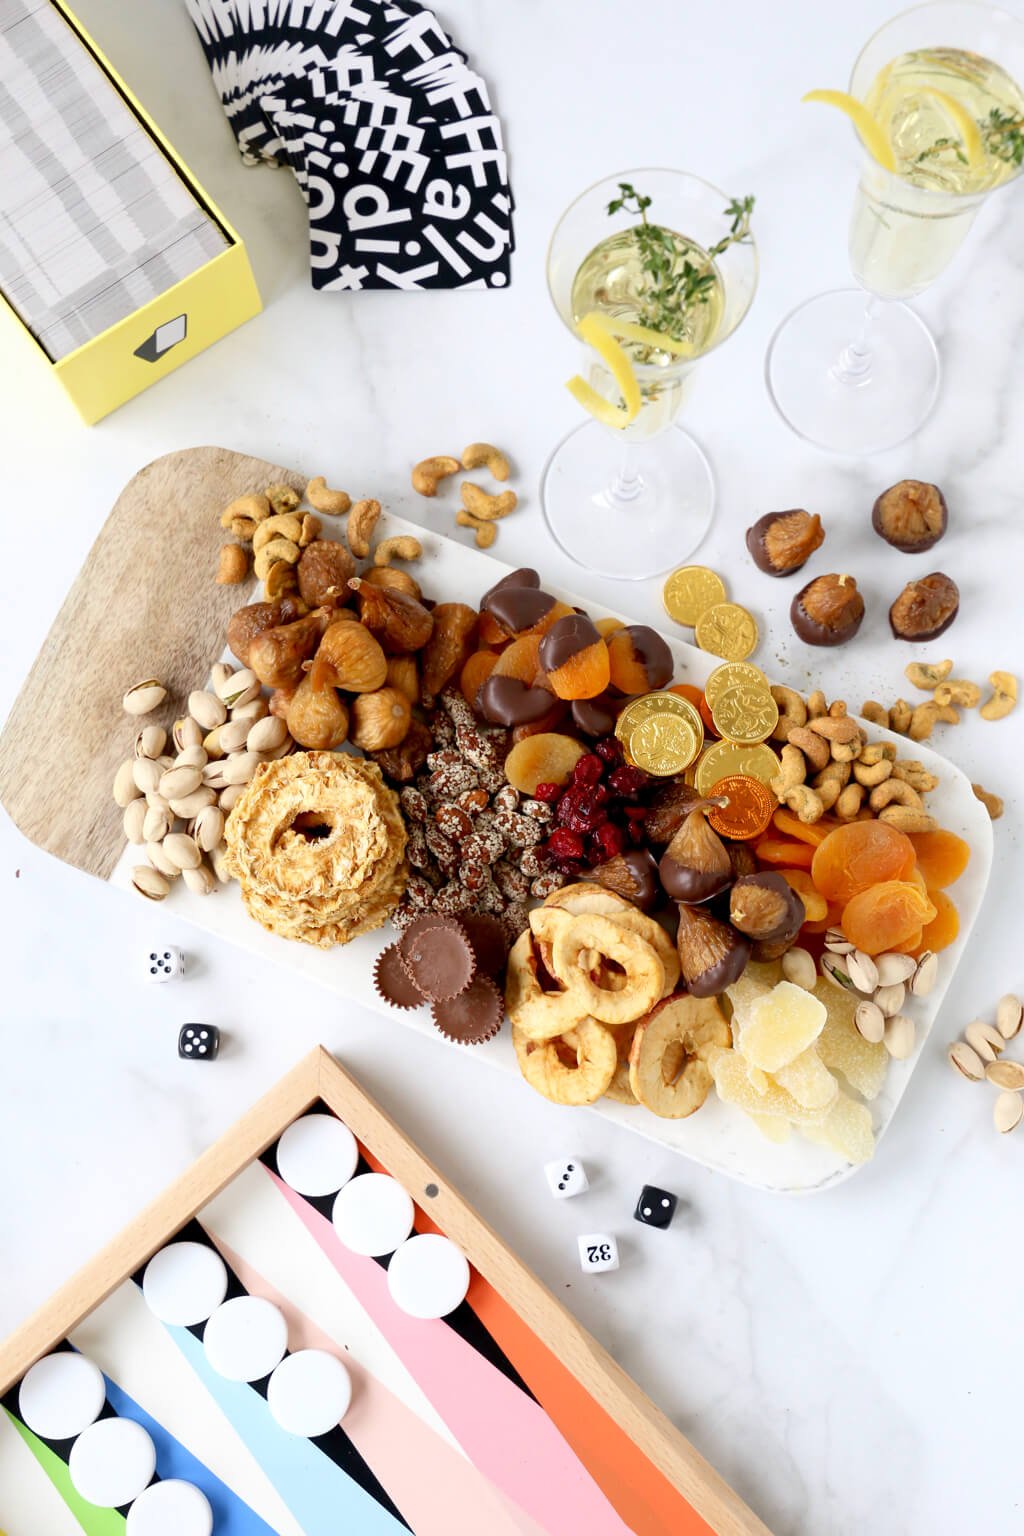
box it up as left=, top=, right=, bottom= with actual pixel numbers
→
left=0, top=1047, right=770, bottom=1536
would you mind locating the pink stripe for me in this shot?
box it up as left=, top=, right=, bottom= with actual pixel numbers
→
left=207, top=1231, right=538, bottom=1536
left=270, top=1173, right=633, bottom=1536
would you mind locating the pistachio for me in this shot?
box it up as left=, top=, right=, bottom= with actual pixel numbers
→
left=874, top=982, right=906, bottom=1018
left=216, top=667, right=260, bottom=708
left=142, top=802, right=172, bottom=843
left=145, top=791, right=171, bottom=818
left=883, top=1014, right=915, bottom=1060
left=159, top=764, right=203, bottom=801
left=162, top=832, right=202, bottom=871
left=948, top=1040, right=985, bottom=1081
left=874, top=953, right=917, bottom=986
left=821, top=954, right=857, bottom=992
left=113, top=759, right=141, bottom=808
left=193, top=805, right=225, bottom=852
left=230, top=696, right=269, bottom=726
left=993, top=1092, right=1023, bottom=1134
left=260, top=735, right=294, bottom=761
left=855, top=1000, right=885, bottom=1044
left=247, top=715, right=288, bottom=754
left=134, top=725, right=167, bottom=759
left=182, top=862, right=217, bottom=896
left=170, top=786, right=218, bottom=819
left=132, top=758, right=162, bottom=796
left=211, top=662, right=234, bottom=694
left=847, top=950, right=879, bottom=994
left=173, top=717, right=203, bottom=751
left=123, top=800, right=147, bottom=844
left=996, top=993, right=1023, bottom=1041
left=824, top=928, right=855, bottom=955
left=210, top=842, right=232, bottom=882
left=221, top=751, right=261, bottom=784
left=781, top=947, right=817, bottom=991
left=910, top=951, right=938, bottom=997
left=964, top=1020, right=1004, bottom=1064
left=131, top=865, right=170, bottom=900
left=203, top=762, right=230, bottom=791
left=146, top=841, right=179, bottom=877
left=123, top=679, right=167, bottom=716
left=219, top=783, right=245, bottom=811
left=217, top=717, right=252, bottom=754
left=985, top=1059, right=1024, bottom=1091
left=203, top=726, right=225, bottom=760
left=174, top=745, right=208, bottom=770
left=189, top=690, right=227, bottom=730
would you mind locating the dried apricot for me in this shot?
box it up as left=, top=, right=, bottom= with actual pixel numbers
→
left=802, top=901, right=845, bottom=935
left=915, top=887, right=959, bottom=953
left=505, top=733, right=586, bottom=795
left=539, top=616, right=611, bottom=701
left=907, top=829, right=970, bottom=888
left=698, top=694, right=720, bottom=740
left=606, top=625, right=673, bottom=694
left=778, top=869, right=828, bottom=923
left=772, top=808, right=838, bottom=847
left=755, top=838, right=815, bottom=869
left=905, top=865, right=929, bottom=898
left=493, top=634, right=547, bottom=685
left=460, top=649, right=499, bottom=710
left=841, top=881, right=937, bottom=956
left=811, top=821, right=916, bottom=905
left=668, top=683, right=704, bottom=706
left=478, top=611, right=510, bottom=648
left=595, top=616, right=625, bottom=638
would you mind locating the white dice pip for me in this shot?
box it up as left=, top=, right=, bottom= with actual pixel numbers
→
left=544, top=1157, right=589, bottom=1199
left=577, top=1233, right=619, bottom=1274
left=145, top=946, right=184, bottom=983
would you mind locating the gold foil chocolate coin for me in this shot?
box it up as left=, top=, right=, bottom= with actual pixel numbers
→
left=694, top=602, right=760, bottom=661
left=695, top=740, right=782, bottom=796
left=711, top=684, right=779, bottom=746
left=614, top=691, right=704, bottom=750
left=662, top=565, right=727, bottom=627
left=627, top=714, right=700, bottom=776
left=703, top=661, right=771, bottom=709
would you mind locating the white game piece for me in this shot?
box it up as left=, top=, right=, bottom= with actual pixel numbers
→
left=276, top=1112, right=359, bottom=1197
left=543, top=1157, right=589, bottom=1199
left=576, top=1234, right=619, bottom=1274
left=386, top=1234, right=470, bottom=1320
left=19, top=1352, right=106, bottom=1441
left=144, top=947, right=184, bottom=983
left=267, top=1349, right=352, bottom=1437
left=126, top=1478, right=213, bottom=1536
left=332, top=1173, right=415, bottom=1257
left=142, top=1242, right=228, bottom=1327
left=69, top=1418, right=156, bottom=1508
left=203, top=1296, right=288, bottom=1382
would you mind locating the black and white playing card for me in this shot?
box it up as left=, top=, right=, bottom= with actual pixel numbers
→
left=185, top=0, right=514, bottom=290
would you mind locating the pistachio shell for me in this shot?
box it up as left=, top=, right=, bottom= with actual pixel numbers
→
left=123, top=680, right=167, bottom=716
left=221, top=751, right=261, bottom=784
left=229, top=696, right=269, bottom=725
left=169, top=787, right=218, bottom=819
left=134, top=725, right=167, bottom=759
left=131, top=865, right=169, bottom=900
left=174, top=717, right=204, bottom=751
left=247, top=715, right=288, bottom=753
left=123, top=800, right=147, bottom=844
left=174, top=745, right=208, bottom=770
left=159, top=764, right=203, bottom=800
left=216, top=667, right=259, bottom=708
left=162, top=832, right=202, bottom=871
left=113, top=759, right=141, bottom=808
left=188, top=690, right=227, bottom=730
left=146, top=841, right=179, bottom=877
left=217, top=717, right=251, bottom=754
left=142, top=803, right=172, bottom=843
left=132, top=758, right=162, bottom=795
left=182, top=862, right=217, bottom=895
left=193, top=805, right=225, bottom=852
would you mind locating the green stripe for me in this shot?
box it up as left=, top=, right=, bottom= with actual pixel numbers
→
left=3, top=1408, right=126, bottom=1536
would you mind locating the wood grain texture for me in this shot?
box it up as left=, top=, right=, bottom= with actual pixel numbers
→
left=0, top=446, right=304, bottom=879
left=0, top=1049, right=772, bottom=1536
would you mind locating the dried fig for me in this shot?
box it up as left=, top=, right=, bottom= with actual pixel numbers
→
left=872, top=479, right=947, bottom=553
left=369, top=718, right=433, bottom=783
left=746, top=509, right=825, bottom=576
left=727, top=841, right=759, bottom=880
left=889, top=572, right=959, bottom=642
left=729, top=872, right=804, bottom=944
left=659, top=807, right=733, bottom=903
left=226, top=596, right=307, bottom=666
left=643, top=780, right=706, bottom=843
left=350, top=687, right=412, bottom=751
left=248, top=610, right=332, bottom=689
left=791, top=573, right=865, bottom=646
left=419, top=603, right=478, bottom=707
left=348, top=576, right=434, bottom=653
left=674, top=903, right=750, bottom=997
left=296, top=540, right=356, bottom=606
left=587, top=849, right=658, bottom=911
left=285, top=672, right=349, bottom=749
left=362, top=565, right=423, bottom=602
left=308, top=620, right=387, bottom=693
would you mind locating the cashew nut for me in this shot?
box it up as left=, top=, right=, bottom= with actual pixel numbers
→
left=373, top=535, right=423, bottom=567
left=216, top=544, right=248, bottom=585
left=852, top=751, right=893, bottom=787
left=891, top=759, right=940, bottom=792
left=254, top=538, right=300, bottom=581
left=455, top=509, right=498, bottom=548
left=265, top=483, right=301, bottom=515
left=412, top=456, right=460, bottom=497
left=220, top=493, right=270, bottom=532
left=807, top=716, right=861, bottom=745
left=904, top=659, right=953, bottom=691
left=877, top=805, right=938, bottom=833
left=461, top=482, right=518, bottom=522
left=812, top=759, right=850, bottom=811
left=299, top=512, right=321, bottom=546
left=980, top=670, right=1018, bottom=722
left=306, top=476, right=352, bottom=517
left=889, top=698, right=913, bottom=735
left=769, top=685, right=807, bottom=742
left=253, top=513, right=303, bottom=553
left=787, top=726, right=830, bottom=772
left=778, top=784, right=825, bottom=824
left=835, top=782, right=865, bottom=819
left=870, top=779, right=923, bottom=813
left=861, top=700, right=890, bottom=729
left=347, top=499, right=382, bottom=559
left=909, top=700, right=959, bottom=741
left=461, top=441, right=511, bottom=482
left=770, top=744, right=808, bottom=799
left=972, top=782, right=1004, bottom=820
left=934, top=679, right=981, bottom=709
left=264, top=559, right=297, bottom=599
left=806, top=690, right=828, bottom=720
left=827, top=699, right=848, bottom=719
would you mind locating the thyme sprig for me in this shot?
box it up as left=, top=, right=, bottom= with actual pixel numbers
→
left=984, top=106, right=1024, bottom=166
left=915, top=134, right=968, bottom=166
left=605, top=182, right=754, bottom=343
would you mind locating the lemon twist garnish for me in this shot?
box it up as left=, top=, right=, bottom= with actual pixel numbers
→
left=585, top=310, right=697, bottom=360
left=566, top=310, right=643, bottom=428
left=802, top=89, right=897, bottom=171
left=918, top=86, right=984, bottom=168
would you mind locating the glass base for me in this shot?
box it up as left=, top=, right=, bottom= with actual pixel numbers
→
left=540, top=420, right=715, bottom=580
left=765, top=289, right=941, bottom=455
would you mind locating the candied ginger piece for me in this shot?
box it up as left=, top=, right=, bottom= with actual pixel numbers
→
left=813, top=978, right=888, bottom=1101
left=738, top=981, right=827, bottom=1073
left=747, top=1064, right=771, bottom=1095
left=725, top=961, right=783, bottom=1027
left=802, top=1088, right=875, bottom=1165
left=713, top=1048, right=832, bottom=1125
left=774, top=1047, right=839, bottom=1111
left=749, top=1112, right=792, bottom=1143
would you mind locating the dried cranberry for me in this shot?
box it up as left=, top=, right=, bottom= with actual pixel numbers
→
left=533, top=780, right=562, bottom=804
left=627, top=819, right=647, bottom=844
left=570, top=788, right=609, bottom=832
left=572, top=754, right=604, bottom=787
left=623, top=804, right=648, bottom=821
left=590, top=822, right=626, bottom=861
left=556, top=791, right=580, bottom=826
left=556, top=859, right=585, bottom=877
left=547, top=828, right=585, bottom=861
left=609, top=764, right=649, bottom=797
left=594, top=736, right=623, bottom=765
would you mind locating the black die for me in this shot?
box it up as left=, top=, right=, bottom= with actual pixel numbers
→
left=633, top=1185, right=677, bottom=1230
left=178, top=1025, right=220, bottom=1061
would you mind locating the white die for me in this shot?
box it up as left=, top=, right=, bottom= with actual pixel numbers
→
left=544, top=1157, right=589, bottom=1199
left=145, top=946, right=184, bottom=983
left=577, top=1233, right=619, bottom=1274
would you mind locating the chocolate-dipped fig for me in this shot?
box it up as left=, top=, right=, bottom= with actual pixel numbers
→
left=889, top=572, right=959, bottom=641
left=479, top=674, right=556, bottom=727
left=727, top=841, right=759, bottom=880
left=872, top=480, right=947, bottom=553
left=675, top=903, right=751, bottom=997
left=729, top=872, right=805, bottom=945
left=746, top=509, right=825, bottom=576
left=588, top=848, right=659, bottom=911
left=659, top=807, right=733, bottom=904
left=644, top=780, right=706, bottom=843
left=572, top=692, right=618, bottom=738
left=791, top=573, right=865, bottom=646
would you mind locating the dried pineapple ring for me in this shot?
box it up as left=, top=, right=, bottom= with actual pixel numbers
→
left=547, top=886, right=680, bottom=996
left=513, top=1019, right=617, bottom=1105
left=628, top=994, right=732, bottom=1118
left=551, top=913, right=665, bottom=1025
left=565, top=311, right=643, bottom=430
left=505, top=931, right=582, bottom=1042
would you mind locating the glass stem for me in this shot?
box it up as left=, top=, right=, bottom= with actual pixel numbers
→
left=608, top=439, right=644, bottom=503
left=833, top=295, right=880, bottom=384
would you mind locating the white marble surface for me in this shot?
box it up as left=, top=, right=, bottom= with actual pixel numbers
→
left=1, top=2, right=1022, bottom=1532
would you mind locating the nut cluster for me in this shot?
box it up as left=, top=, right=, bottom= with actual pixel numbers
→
left=411, top=442, right=517, bottom=549
left=820, top=928, right=936, bottom=1060
left=116, top=663, right=294, bottom=901
left=947, top=993, right=1024, bottom=1133
left=768, top=687, right=938, bottom=832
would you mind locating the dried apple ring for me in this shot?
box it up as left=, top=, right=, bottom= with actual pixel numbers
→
left=628, top=994, right=732, bottom=1118
left=505, top=931, right=581, bottom=1042
left=513, top=1019, right=617, bottom=1105
left=546, top=885, right=680, bottom=997
left=550, top=913, right=664, bottom=1024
